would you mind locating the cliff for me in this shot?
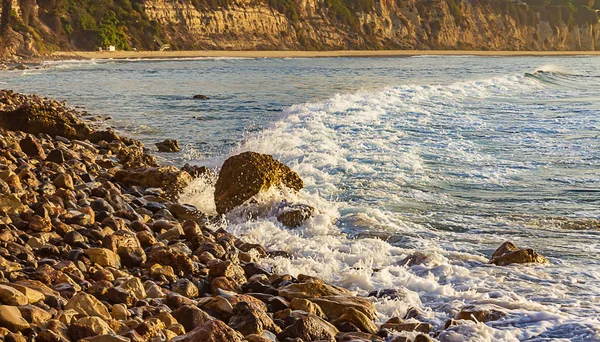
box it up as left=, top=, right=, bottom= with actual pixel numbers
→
left=1, top=0, right=599, bottom=58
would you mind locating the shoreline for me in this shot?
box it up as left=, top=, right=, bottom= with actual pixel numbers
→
left=53, top=50, right=600, bottom=60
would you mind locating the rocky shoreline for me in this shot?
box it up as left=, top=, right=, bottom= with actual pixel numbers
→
left=0, top=90, right=549, bottom=342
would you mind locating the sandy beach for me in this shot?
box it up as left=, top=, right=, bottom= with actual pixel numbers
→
left=53, top=50, right=600, bottom=60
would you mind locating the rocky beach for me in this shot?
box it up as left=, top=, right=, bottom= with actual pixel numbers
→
left=0, top=88, right=554, bottom=342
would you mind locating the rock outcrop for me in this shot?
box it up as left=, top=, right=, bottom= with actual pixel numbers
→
left=489, top=241, right=550, bottom=266
left=214, top=152, right=303, bottom=214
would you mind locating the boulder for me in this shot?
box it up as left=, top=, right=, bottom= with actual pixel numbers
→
left=279, top=279, right=351, bottom=300
left=114, top=166, right=192, bottom=201
left=0, top=306, right=29, bottom=332
left=68, top=316, right=115, bottom=340
left=228, top=302, right=281, bottom=336
left=454, top=305, right=507, bottom=323
left=176, top=319, right=243, bottom=342
left=277, top=313, right=338, bottom=342
left=18, top=305, right=52, bottom=325
left=277, top=204, right=315, bottom=228
left=172, top=305, right=213, bottom=333
left=489, top=241, right=549, bottom=266
left=331, top=307, right=377, bottom=334
left=380, top=317, right=432, bottom=333
left=290, top=298, right=326, bottom=318
left=85, top=248, right=121, bottom=268
left=19, top=135, right=46, bottom=159
left=214, top=152, right=303, bottom=214
left=64, top=292, right=111, bottom=320
left=309, top=296, right=377, bottom=321
left=0, top=195, right=28, bottom=215
left=156, top=139, right=181, bottom=153
left=0, top=285, right=28, bottom=306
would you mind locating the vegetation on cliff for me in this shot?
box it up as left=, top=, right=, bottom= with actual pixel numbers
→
left=0, top=0, right=599, bottom=56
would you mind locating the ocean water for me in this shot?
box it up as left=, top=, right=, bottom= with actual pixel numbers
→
left=3, top=56, right=600, bottom=341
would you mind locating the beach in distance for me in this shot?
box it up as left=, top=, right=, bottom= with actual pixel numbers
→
left=53, top=49, right=600, bottom=60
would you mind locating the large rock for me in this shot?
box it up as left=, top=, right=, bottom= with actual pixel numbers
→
left=68, top=316, right=115, bottom=340
left=0, top=285, right=28, bottom=306
left=454, top=305, right=507, bottom=323
left=277, top=313, right=338, bottom=342
left=172, top=305, right=213, bottom=333
left=0, top=306, right=29, bottom=332
left=0, top=195, right=28, bottom=215
left=114, top=166, right=192, bottom=200
left=176, top=319, right=243, bottom=342
left=228, top=302, right=281, bottom=336
left=156, top=139, right=181, bottom=152
left=489, top=241, right=549, bottom=266
left=331, top=307, right=377, bottom=334
left=278, top=278, right=351, bottom=300
left=85, top=248, right=121, bottom=268
left=309, top=296, right=377, bottom=321
left=214, top=152, right=303, bottom=214
left=0, top=101, right=94, bottom=141
left=64, top=292, right=111, bottom=320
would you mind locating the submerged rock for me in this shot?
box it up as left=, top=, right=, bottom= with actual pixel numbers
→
left=193, top=94, right=209, bottom=100
left=489, top=241, right=549, bottom=266
left=156, top=139, right=181, bottom=152
left=214, top=152, right=303, bottom=214
left=277, top=204, right=315, bottom=228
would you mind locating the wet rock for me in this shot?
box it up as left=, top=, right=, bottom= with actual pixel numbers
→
left=214, top=152, right=303, bottom=214
left=380, top=317, right=432, bottom=333
left=177, top=319, right=243, bottom=342
left=0, top=306, right=29, bottom=332
left=228, top=302, right=281, bottom=336
left=454, top=305, right=507, bottom=323
left=489, top=241, right=549, bottom=266
left=192, top=95, right=209, bottom=100
left=336, top=331, right=384, bottom=342
left=181, top=164, right=211, bottom=178
left=156, top=139, right=181, bottom=153
left=277, top=204, right=315, bottom=228
left=277, top=313, right=338, bottom=342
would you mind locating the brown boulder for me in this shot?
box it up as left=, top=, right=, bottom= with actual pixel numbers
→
left=489, top=241, right=549, bottom=266
left=156, top=139, right=181, bottom=152
left=228, top=302, right=281, bottom=336
left=277, top=204, right=315, bottom=228
left=176, top=319, right=243, bottom=342
left=277, top=313, right=338, bottom=342
left=114, top=166, right=192, bottom=200
left=310, top=296, right=377, bottom=321
left=19, top=135, right=46, bottom=159
left=332, top=307, right=377, bottom=334
left=214, top=152, right=303, bottom=214
left=279, top=278, right=351, bottom=300
left=455, top=305, right=507, bottom=323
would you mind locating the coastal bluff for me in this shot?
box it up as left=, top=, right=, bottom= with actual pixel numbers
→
left=1, top=0, right=600, bottom=60
left=0, top=89, right=550, bottom=341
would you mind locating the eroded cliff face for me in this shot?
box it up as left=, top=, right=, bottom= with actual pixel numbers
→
left=143, top=0, right=600, bottom=51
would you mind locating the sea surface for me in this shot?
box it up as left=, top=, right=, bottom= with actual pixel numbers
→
left=2, top=56, right=600, bottom=341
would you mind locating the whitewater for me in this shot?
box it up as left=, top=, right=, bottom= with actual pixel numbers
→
left=3, top=56, right=600, bottom=341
